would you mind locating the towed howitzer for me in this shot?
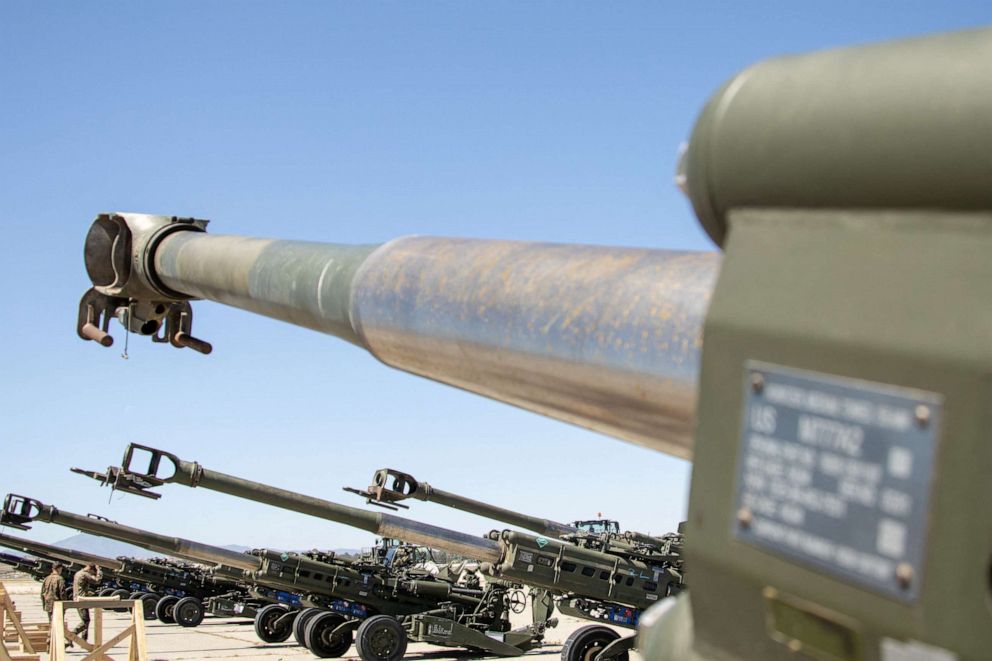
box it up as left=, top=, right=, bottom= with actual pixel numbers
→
left=349, top=467, right=681, bottom=557
left=2, top=492, right=552, bottom=659
left=0, top=531, right=169, bottom=616
left=0, top=550, right=74, bottom=594
left=85, top=443, right=684, bottom=659
left=0, top=500, right=269, bottom=627
left=71, top=27, right=992, bottom=661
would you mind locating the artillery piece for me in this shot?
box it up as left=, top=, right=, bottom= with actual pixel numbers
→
left=2, top=492, right=553, bottom=660
left=70, top=28, right=992, bottom=661
left=81, top=442, right=684, bottom=659
left=0, top=548, right=78, bottom=599
left=348, top=467, right=682, bottom=558
left=0, top=503, right=279, bottom=627
left=0, top=531, right=150, bottom=611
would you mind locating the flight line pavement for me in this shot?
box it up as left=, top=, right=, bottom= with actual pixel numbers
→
left=3, top=578, right=641, bottom=660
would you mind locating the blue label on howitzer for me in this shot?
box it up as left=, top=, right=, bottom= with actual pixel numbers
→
left=328, top=599, right=367, bottom=618
left=606, top=606, right=640, bottom=627
left=732, top=362, right=940, bottom=602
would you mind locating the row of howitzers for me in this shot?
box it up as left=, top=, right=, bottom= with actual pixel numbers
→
left=0, top=442, right=684, bottom=661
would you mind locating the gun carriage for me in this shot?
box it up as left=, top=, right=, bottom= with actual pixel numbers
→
left=1, top=492, right=552, bottom=659
left=0, top=507, right=278, bottom=626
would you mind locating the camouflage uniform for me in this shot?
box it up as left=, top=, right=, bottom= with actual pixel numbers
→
left=40, top=570, right=66, bottom=621
left=72, top=566, right=103, bottom=640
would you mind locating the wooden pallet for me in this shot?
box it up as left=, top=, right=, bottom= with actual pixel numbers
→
left=49, top=597, right=147, bottom=661
left=0, top=583, right=41, bottom=661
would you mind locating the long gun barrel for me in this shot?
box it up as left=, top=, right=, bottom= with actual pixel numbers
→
left=0, top=494, right=260, bottom=572
left=0, top=531, right=123, bottom=572
left=349, top=468, right=577, bottom=538
left=78, top=217, right=718, bottom=459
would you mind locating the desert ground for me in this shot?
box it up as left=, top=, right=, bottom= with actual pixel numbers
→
left=2, top=577, right=640, bottom=660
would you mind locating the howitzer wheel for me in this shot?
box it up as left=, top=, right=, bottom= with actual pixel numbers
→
left=138, top=593, right=160, bottom=620
left=305, top=612, right=353, bottom=658
left=254, top=603, right=293, bottom=643
left=155, top=595, right=180, bottom=624
left=561, top=625, right=627, bottom=661
left=293, top=608, right=324, bottom=646
left=174, top=596, right=205, bottom=627
left=355, top=615, right=406, bottom=661
left=110, top=588, right=130, bottom=612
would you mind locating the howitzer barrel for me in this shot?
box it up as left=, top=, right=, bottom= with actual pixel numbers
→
left=148, top=449, right=502, bottom=563
left=362, top=468, right=576, bottom=539
left=0, top=531, right=122, bottom=571
left=101, top=444, right=504, bottom=563
left=411, top=486, right=574, bottom=539
left=84, top=216, right=718, bottom=459
left=1, top=494, right=260, bottom=572
left=0, top=551, right=40, bottom=570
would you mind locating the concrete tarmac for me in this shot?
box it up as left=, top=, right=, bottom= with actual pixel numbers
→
left=3, top=578, right=641, bottom=660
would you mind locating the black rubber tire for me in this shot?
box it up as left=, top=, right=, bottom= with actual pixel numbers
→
left=155, top=595, right=180, bottom=624
left=254, top=604, right=293, bottom=643
left=174, top=597, right=205, bottom=628
left=560, top=625, right=627, bottom=661
left=305, top=612, right=353, bottom=658
left=99, top=588, right=116, bottom=597
left=355, top=615, right=406, bottom=661
left=293, top=608, right=324, bottom=646
left=110, top=588, right=131, bottom=613
left=138, top=593, right=160, bottom=620
left=129, top=591, right=145, bottom=600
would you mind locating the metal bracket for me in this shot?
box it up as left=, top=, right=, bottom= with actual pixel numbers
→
left=0, top=494, right=42, bottom=530
left=76, top=289, right=212, bottom=354
left=343, top=468, right=419, bottom=510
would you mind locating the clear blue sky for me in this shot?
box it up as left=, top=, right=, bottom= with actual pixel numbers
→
left=1, top=3, right=988, bottom=551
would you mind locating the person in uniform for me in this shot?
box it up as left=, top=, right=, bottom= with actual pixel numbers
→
left=72, top=563, right=103, bottom=642
left=40, top=563, right=65, bottom=622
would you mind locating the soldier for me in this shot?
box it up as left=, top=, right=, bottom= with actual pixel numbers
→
left=71, top=563, right=103, bottom=642
left=40, top=563, right=65, bottom=621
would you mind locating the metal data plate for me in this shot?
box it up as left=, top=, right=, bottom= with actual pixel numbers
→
left=732, top=362, right=941, bottom=601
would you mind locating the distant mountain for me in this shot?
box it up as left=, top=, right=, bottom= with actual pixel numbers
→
left=53, top=534, right=157, bottom=559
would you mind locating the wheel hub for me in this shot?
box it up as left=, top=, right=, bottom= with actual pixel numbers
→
left=369, top=626, right=398, bottom=656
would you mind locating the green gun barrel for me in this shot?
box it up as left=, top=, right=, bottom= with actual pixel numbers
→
left=354, top=468, right=576, bottom=539
left=0, top=531, right=123, bottom=572
left=0, top=493, right=261, bottom=572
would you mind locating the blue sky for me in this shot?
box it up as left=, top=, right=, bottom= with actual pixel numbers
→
left=1, top=3, right=988, bottom=551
